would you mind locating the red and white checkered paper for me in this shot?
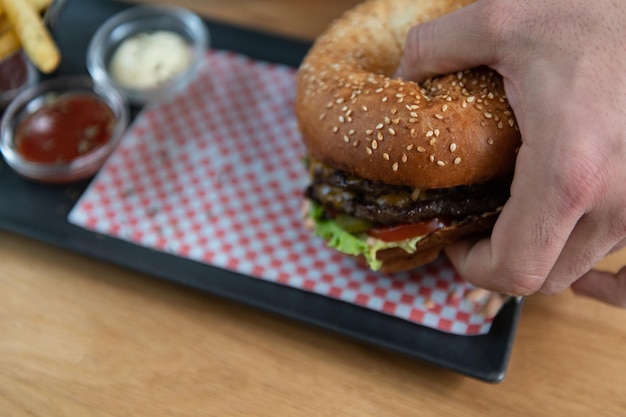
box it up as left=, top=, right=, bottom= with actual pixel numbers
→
left=68, top=50, right=497, bottom=335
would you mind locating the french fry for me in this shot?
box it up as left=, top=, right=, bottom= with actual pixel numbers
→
left=0, top=16, right=10, bottom=33
left=0, top=0, right=59, bottom=73
left=0, top=26, right=20, bottom=59
left=0, top=0, right=50, bottom=19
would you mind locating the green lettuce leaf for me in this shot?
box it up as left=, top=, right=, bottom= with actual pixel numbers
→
left=309, top=202, right=426, bottom=271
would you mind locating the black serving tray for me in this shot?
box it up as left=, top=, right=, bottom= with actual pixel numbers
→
left=0, top=0, right=522, bottom=383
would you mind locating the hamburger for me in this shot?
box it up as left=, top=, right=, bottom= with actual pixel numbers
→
left=295, top=0, right=521, bottom=273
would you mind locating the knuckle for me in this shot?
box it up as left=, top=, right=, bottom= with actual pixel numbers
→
left=539, top=280, right=569, bottom=296
left=550, top=147, right=609, bottom=214
left=507, top=274, right=545, bottom=296
left=497, top=261, right=546, bottom=296
left=405, top=23, right=437, bottom=73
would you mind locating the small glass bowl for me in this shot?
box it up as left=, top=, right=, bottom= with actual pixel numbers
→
left=0, top=75, right=129, bottom=184
left=86, top=4, right=209, bottom=106
left=0, top=50, right=39, bottom=110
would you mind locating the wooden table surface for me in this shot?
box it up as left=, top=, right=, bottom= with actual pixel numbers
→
left=2, top=1, right=626, bottom=416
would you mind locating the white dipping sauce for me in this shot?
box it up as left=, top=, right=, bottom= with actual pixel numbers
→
left=109, top=31, right=192, bottom=89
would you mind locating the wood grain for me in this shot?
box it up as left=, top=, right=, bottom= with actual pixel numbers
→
left=2, top=1, right=626, bottom=416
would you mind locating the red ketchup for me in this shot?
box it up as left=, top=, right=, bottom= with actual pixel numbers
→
left=0, top=52, right=28, bottom=92
left=15, top=93, right=115, bottom=164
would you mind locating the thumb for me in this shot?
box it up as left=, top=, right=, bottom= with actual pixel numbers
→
left=398, top=1, right=500, bottom=81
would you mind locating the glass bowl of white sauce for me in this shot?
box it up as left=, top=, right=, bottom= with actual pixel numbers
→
left=87, top=4, right=209, bottom=106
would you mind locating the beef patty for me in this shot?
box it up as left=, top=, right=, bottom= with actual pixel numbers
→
left=305, top=158, right=511, bottom=227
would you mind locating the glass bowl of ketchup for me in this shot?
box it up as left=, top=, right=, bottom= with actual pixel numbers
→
left=0, top=75, right=129, bottom=183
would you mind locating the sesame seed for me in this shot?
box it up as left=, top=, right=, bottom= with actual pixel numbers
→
left=346, top=109, right=353, bottom=117
left=341, top=105, right=348, bottom=112
left=429, top=138, right=437, bottom=146
left=434, top=129, right=440, bottom=137
left=484, top=112, right=493, bottom=119
left=410, top=112, right=418, bottom=118
left=410, top=128, right=417, bottom=137
left=338, top=116, right=345, bottom=123
left=508, top=118, right=515, bottom=127
left=391, top=108, right=397, bottom=115
left=429, top=155, right=435, bottom=162
left=326, top=102, right=333, bottom=108
left=377, top=132, right=384, bottom=140
left=366, top=147, right=373, bottom=155
left=348, top=129, right=355, bottom=135
left=461, top=100, right=467, bottom=108
left=375, top=87, right=384, bottom=93
left=417, top=146, right=426, bottom=152
left=442, top=104, right=448, bottom=112
left=362, top=105, right=369, bottom=111
left=388, top=128, right=396, bottom=135
left=383, top=152, right=390, bottom=160
left=352, top=140, right=359, bottom=147
left=392, top=118, right=400, bottom=124
left=435, top=114, right=444, bottom=119
left=409, top=118, right=418, bottom=123
left=487, top=92, right=494, bottom=99
left=382, top=96, right=388, bottom=102
left=449, top=143, right=457, bottom=152
left=467, top=96, right=475, bottom=103
left=365, top=129, right=374, bottom=135
left=392, top=162, right=399, bottom=171
left=426, top=130, right=434, bottom=137
left=498, top=121, right=504, bottom=129
left=406, top=144, right=414, bottom=151
left=454, top=157, right=462, bottom=165
left=402, top=153, right=408, bottom=162
left=384, top=117, right=391, bottom=124
left=437, top=160, right=445, bottom=167
left=376, top=123, right=384, bottom=129
left=410, top=104, right=419, bottom=110
left=475, top=104, right=484, bottom=110
left=343, top=135, right=350, bottom=143
left=487, top=138, right=494, bottom=145
left=372, top=140, right=378, bottom=149
left=336, top=98, right=345, bottom=104
left=332, top=126, right=339, bottom=133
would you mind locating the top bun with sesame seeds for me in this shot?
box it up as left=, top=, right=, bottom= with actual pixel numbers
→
left=295, top=0, right=520, bottom=189
left=297, top=0, right=521, bottom=273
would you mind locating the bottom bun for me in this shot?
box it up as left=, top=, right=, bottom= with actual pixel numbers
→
left=357, top=213, right=499, bottom=274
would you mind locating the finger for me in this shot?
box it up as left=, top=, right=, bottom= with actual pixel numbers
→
left=608, top=237, right=626, bottom=255
left=445, top=146, right=582, bottom=296
left=398, top=1, right=500, bottom=81
left=540, top=213, right=625, bottom=295
left=571, top=267, right=626, bottom=307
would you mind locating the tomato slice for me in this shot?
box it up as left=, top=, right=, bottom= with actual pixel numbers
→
left=367, top=217, right=449, bottom=242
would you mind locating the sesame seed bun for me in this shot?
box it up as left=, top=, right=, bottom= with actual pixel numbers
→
left=295, top=0, right=521, bottom=189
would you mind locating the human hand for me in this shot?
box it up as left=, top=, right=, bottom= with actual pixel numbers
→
left=397, top=0, right=626, bottom=306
